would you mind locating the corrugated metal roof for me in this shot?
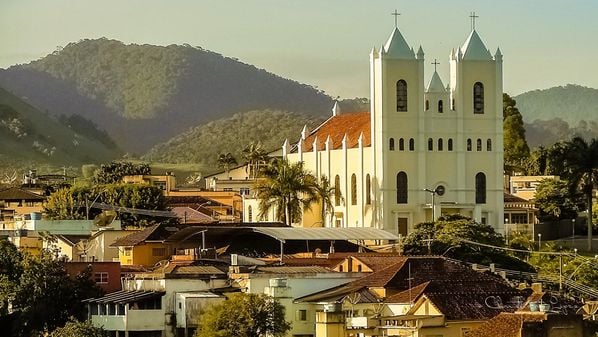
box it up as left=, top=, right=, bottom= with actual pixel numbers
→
left=84, top=290, right=164, bottom=304
left=256, top=266, right=333, bottom=274
left=251, top=227, right=399, bottom=241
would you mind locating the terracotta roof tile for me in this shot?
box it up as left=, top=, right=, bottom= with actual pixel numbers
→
left=0, top=187, right=45, bottom=201
left=111, top=224, right=182, bottom=247
left=467, top=312, right=546, bottom=337
left=296, top=112, right=371, bottom=152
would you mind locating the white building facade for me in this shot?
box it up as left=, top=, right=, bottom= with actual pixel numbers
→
left=284, top=24, right=504, bottom=236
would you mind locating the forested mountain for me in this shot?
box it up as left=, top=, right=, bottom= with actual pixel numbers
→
left=0, top=86, right=120, bottom=169
left=511, top=85, right=598, bottom=148
left=0, top=39, right=338, bottom=153
left=143, top=110, right=322, bottom=171
left=515, top=84, right=598, bottom=124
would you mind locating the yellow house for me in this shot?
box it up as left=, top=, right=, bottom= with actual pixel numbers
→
left=112, top=224, right=180, bottom=267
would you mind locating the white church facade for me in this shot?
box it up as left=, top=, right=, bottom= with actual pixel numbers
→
left=274, top=23, right=505, bottom=236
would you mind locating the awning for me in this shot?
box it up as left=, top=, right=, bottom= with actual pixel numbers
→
left=83, top=290, right=164, bottom=304
left=251, top=227, right=399, bottom=242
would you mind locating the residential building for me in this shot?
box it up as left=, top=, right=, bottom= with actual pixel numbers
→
left=509, top=175, right=559, bottom=201
left=112, top=224, right=180, bottom=267
left=66, top=261, right=122, bottom=293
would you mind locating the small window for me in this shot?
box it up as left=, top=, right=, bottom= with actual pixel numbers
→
left=409, top=138, right=415, bottom=151
left=428, top=138, right=433, bottom=151
left=438, top=100, right=443, bottom=113
left=297, top=309, right=307, bottom=321
left=448, top=138, right=453, bottom=151
left=389, top=138, right=395, bottom=151
left=396, top=80, right=408, bottom=112
left=152, top=248, right=166, bottom=257
left=124, top=247, right=132, bottom=257
left=476, top=172, right=486, bottom=204
left=425, top=100, right=429, bottom=111
left=351, top=174, right=357, bottom=205
left=477, top=138, right=482, bottom=151
left=396, top=172, right=408, bottom=204
left=399, top=138, right=405, bottom=151
left=334, top=175, right=341, bottom=206
left=473, top=82, right=484, bottom=114
left=94, top=272, right=109, bottom=284
left=248, top=205, right=253, bottom=222
left=467, top=139, right=472, bottom=151
left=452, top=98, right=456, bottom=110
left=438, top=138, right=443, bottom=151
left=365, top=174, right=371, bottom=205
left=487, top=139, right=492, bottom=151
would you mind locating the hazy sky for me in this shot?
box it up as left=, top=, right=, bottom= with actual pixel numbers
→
left=1, top=0, right=597, bottom=98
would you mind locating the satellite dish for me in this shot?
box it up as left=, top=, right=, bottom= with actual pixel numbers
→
left=93, top=211, right=116, bottom=227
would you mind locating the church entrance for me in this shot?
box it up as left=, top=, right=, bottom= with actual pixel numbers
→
left=397, top=217, right=408, bottom=236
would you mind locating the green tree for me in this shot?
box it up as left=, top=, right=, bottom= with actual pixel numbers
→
left=403, top=214, right=534, bottom=271
left=562, top=137, right=598, bottom=250
left=255, top=159, right=318, bottom=226
left=314, top=175, right=339, bottom=226
left=534, top=178, right=581, bottom=222
left=92, top=161, right=151, bottom=184
left=217, top=152, right=238, bottom=179
left=0, top=239, right=22, bottom=315
left=503, top=93, right=530, bottom=173
left=196, top=293, right=291, bottom=337
left=49, top=318, right=106, bottom=337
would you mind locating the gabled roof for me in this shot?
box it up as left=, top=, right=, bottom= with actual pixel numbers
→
left=171, top=207, right=216, bottom=224
left=297, top=112, right=371, bottom=152
left=384, top=27, right=415, bottom=59
left=111, top=224, right=181, bottom=247
left=56, top=234, right=90, bottom=246
left=426, top=71, right=446, bottom=93
left=0, top=187, right=45, bottom=201
left=466, top=312, right=546, bottom=337
left=461, top=30, right=492, bottom=60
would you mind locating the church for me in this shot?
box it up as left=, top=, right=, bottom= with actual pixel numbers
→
left=279, top=19, right=505, bottom=236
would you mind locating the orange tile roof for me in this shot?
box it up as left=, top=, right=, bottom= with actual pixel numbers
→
left=297, top=112, right=371, bottom=152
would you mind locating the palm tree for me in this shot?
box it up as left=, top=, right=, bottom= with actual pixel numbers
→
left=255, top=159, right=318, bottom=226
left=242, top=141, right=269, bottom=179
left=217, top=152, right=238, bottom=179
left=563, top=137, right=598, bottom=250
left=314, top=175, right=342, bottom=227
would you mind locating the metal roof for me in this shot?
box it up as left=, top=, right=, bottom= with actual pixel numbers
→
left=83, top=290, right=164, bottom=304
left=251, top=227, right=399, bottom=242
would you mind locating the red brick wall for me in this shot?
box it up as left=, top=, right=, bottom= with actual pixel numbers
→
left=66, top=262, right=122, bottom=293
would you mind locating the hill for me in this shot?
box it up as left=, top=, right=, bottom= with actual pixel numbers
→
left=0, top=39, right=338, bottom=153
left=514, top=84, right=598, bottom=124
left=143, top=110, right=322, bottom=172
left=0, top=86, right=120, bottom=169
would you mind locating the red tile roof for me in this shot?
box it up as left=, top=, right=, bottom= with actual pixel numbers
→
left=467, top=312, right=546, bottom=337
left=296, top=112, right=371, bottom=152
left=0, top=187, right=45, bottom=201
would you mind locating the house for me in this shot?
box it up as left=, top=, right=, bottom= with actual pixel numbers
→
left=66, top=261, right=122, bottom=293
left=86, top=260, right=231, bottom=337
left=111, top=224, right=181, bottom=267
left=467, top=312, right=584, bottom=337
left=509, top=175, right=559, bottom=201
left=0, top=186, right=45, bottom=220
left=504, top=192, right=538, bottom=241
left=247, top=21, right=505, bottom=238
left=297, top=256, right=533, bottom=337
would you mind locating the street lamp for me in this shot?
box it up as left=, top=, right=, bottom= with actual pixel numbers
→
left=538, top=233, right=542, bottom=251
left=423, top=186, right=444, bottom=221
left=505, top=218, right=510, bottom=246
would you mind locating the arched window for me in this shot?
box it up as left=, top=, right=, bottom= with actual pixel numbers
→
left=467, top=139, right=472, bottom=151
left=399, top=138, right=405, bottom=151
left=409, top=138, right=415, bottom=151
left=451, top=98, right=456, bottom=111
left=428, top=138, right=433, bottom=151
left=396, top=80, right=408, bottom=112
left=473, top=82, right=484, bottom=114
left=396, top=171, right=408, bottom=204
left=475, top=172, right=486, bottom=204
left=438, top=100, right=443, bottom=113
left=487, top=139, right=492, bottom=151
left=438, top=138, right=443, bottom=151
left=477, top=138, right=482, bottom=151
left=365, top=174, right=371, bottom=205
left=334, top=175, right=341, bottom=206
left=389, top=138, right=395, bottom=151
left=425, top=100, right=429, bottom=111
left=248, top=206, right=253, bottom=222
left=351, top=174, right=357, bottom=205
left=448, top=138, right=453, bottom=151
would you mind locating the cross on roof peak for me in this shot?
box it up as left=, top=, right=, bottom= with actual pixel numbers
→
left=469, top=11, right=479, bottom=31
left=391, top=9, right=401, bottom=28
left=432, top=59, right=440, bottom=72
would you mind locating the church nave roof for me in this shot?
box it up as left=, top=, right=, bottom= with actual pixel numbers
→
left=295, top=112, right=371, bottom=152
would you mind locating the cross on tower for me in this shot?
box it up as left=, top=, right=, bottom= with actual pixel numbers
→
left=432, top=59, right=440, bottom=72
left=469, top=11, right=479, bottom=30
left=391, top=9, right=401, bottom=28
